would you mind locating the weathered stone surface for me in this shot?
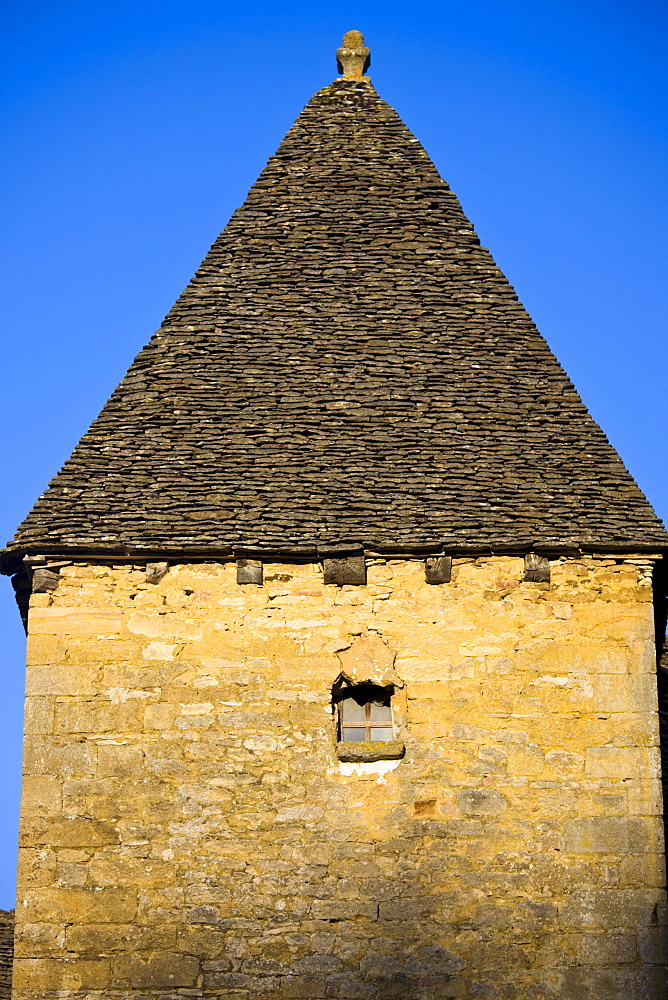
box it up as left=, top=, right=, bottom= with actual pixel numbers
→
left=30, top=569, right=59, bottom=594
left=425, top=555, right=452, bottom=584
left=336, top=633, right=399, bottom=686
left=145, top=562, right=168, bottom=584
left=336, top=739, right=405, bottom=762
left=10, top=555, right=666, bottom=999
left=525, top=552, right=551, bottom=583
left=236, top=558, right=263, bottom=585
left=563, top=817, right=650, bottom=854
left=457, top=787, right=507, bottom=815
left=112, top=952, right=200, bottom=988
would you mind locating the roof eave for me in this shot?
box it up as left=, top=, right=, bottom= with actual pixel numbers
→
left=3, top=537, right=667, bottom=575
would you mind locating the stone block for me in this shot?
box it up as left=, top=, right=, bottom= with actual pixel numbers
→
left=96, top=743, right=144, bottom=777
left=378, top=897, right=445, bottom=921
left=524, top=553, right=550, bottom=583
left=237, top=559, right=263, bottom=585
left=144, top=702, right=177, bottom=729
left=22, top=736, right=96, bottom=778
left=25, top=634, right=67, bottom=665
left=23, top=696, right=55, bottom=735
left=468, top=941, right=531, bottom=973
left=175, top=925, right=230, bottom=958
left=54, top=698, right=145, bottom=734
left=543, top=750, right=584, bottom=778
left=620, top=850, right=666, bottom=888
left=187, top=904, right=222, bottom=924
left=638, top=926, right=668, bottom=964
left=360, top=952, right=402, bottom=979
left=559, top=888, right=657, bottom=929
left=202, top=970, right=251, bottom=989
left=20, top=775, right=62, bottom=817
left=26, top=663, right=99, bottom=696
left=569, top=932, right=637, bottom=964
left=639, top=967, right=668, bottom=1000
left=277, top=974, right=328, bottom=998
left=28, top=607, right=124, bottom=636
left=29, top=592, right=54, bottom=608
left=458, top=788, right=506, bottom=816
left=67, top=637, right=142, bottom=662
left=625, top=775, right=664, bottom=816
left=515, top=640, right=601, bottom=675
left=16, top=846, right=57, bottom=888
left=20, top=887, right=136, bottom=924
left=584, top=746, right=648, bottom=779
left=102, top=662, right=179, bottom=688
left=563, top=817, right=650, bottom=854
left=447, top=819, right=484, bottom=837
left=556, top=966, right=642, bottom=1000
left=112, top=951, right=200, bottom=987
left=12, top=956, right=111, bottom=990
left=425, top=556, right=452, bottom=584
left=32, top=815, right=119, bottom=847
left=506, top=745, right=545, bottom=777
left=336, top=633, right=398, bottom=685
left=311, top=900, right=378, bottom=920
left=31, top=568, right=60, bottom=593
left=13, top=920, right=65, bottom=956
left=590, top=674, right=658, bottom=713
left=336, top=740, right=404, bottom=762
left=88, top=858, right=177, bottom=888
left=127, top=611, right=202, bottom=640
left=145, top=562, right=169, bottom=584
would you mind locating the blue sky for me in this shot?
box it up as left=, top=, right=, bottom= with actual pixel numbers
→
left=1, top=0, right=666, bottom=906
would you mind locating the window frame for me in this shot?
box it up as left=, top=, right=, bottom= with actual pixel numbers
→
left=337, top=690, right=394, bottom=742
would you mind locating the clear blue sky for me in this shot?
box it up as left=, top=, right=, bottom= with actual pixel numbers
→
left=1, top=0, right=666, bottom=907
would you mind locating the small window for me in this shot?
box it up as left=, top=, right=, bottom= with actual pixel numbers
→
left=336, top=683, right=394, bottom=742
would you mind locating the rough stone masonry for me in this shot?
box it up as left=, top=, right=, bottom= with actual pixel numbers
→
left=10, top=555, right=667, bottom=998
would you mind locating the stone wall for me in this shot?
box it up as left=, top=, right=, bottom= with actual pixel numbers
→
left=0, top=911, right=14, bottom=1000
left=12, top=556, right=668, bottom=999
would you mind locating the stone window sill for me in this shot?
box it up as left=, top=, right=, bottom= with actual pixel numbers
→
left=336, top=740, right=405, bottom=763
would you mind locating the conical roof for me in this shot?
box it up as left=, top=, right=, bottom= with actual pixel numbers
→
left=5, top=43, right=667, bottom=562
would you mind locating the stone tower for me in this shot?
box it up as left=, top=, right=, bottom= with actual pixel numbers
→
left=3, top=30, right=668, bottom=1000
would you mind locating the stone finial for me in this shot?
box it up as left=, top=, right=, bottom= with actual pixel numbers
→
left=336, top=30, right=370, bottom=79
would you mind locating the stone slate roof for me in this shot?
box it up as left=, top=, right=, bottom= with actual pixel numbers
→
left=0, top=910, right=13, bottom=1000
left=5, top=78, right=667, bottom=563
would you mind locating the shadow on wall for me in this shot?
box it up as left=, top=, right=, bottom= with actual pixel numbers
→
left=171, top=847, right=667, bottom=999
left=9, top=842, right=668, bottom=995
left=655, top=559, right=668, bottom=858
left=185, top=859, right=522, bottom=998
left=654, top=557, right=668, bottom=1000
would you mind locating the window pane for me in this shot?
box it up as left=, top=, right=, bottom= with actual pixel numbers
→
left=341, top=727, right=366, bottom=741
left=341, top=699, right=366, bottom=724
left=369, top=726, right=393, bottom=741
left=369, top=702, right=392, bottom=722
